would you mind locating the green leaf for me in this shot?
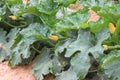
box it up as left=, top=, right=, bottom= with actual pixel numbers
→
left=9, top=36, right=35, bottom=66
left=88, top=28, right=110, bottom=58
left=0, top=1, right=6, bottom=21
left=89, top=19, right=109, bottom=33
left=55, top=12, right=90, bottom=32
left=52, top=56, right=63, bottom=74
left=71, top=52, right=90, bottom=79
left=55, top=38, right=75, bottom=55
left=0, top=8, right=5, bottom=21
left=113, top=4, right=120, bottom=15
left=9, top=23, right=50, bottom=67
left=54, top=0, right=76, bottom=7
left=55, top=69, right=78, bottom=80
left=36, top=0, right=59, bottom=15
left=65, top=29, right=92, bottom=57
left=55, top=28, right=110, bottom=79
left=0, top=28, right=19, bottom=62
left=101, top=50, right=120, bottom=80
left=63, top=28, right=109, bottom=58
left=52, top=54, right=70, bottom=74
left=20, top=23, right=50, bottom=39
left=4, top=0, right=22, bottom=5
left=31, top=47, right=53, bottom=80
left=98, top=12, right=119, bottom=24
left=79, top=0, right=113, bottom=7
left=98, top=71, right=109, bottom=80
left=10, top=5, right=40, bottom=17
left=112, top=19, right=120, bottom=44
left=0, top=28, right=8, bottom=62
left=31, top=0, right=65, bottom=25
left=64, top=29, right=91, bottom=79
left=29, top=0, right=38, bottom=5
left=32, top=47, right=70, bottom=80
left=40, top=13, right=59, bottom=26
left=36, top=0, right=76, bottom=15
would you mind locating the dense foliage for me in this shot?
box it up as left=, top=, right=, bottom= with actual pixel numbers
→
left=0, top=0, right=120, bottom=80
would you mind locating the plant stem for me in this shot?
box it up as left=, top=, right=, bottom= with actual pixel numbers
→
left=88, top=69, right=98, bottom=73
left=108, top=45, right=120, bottom=50
left=2, top=20, right=27, bottom=28
left=31, top=46, right=41, bottom=54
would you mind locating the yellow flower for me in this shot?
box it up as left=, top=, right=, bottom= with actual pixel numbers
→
left=103, top=45, right=108, bottom=51
left=109, top=23, right=116, bottom=34
left=9, top=16, right=16, bottom=20
left=49, top=35, right=58, bottom=41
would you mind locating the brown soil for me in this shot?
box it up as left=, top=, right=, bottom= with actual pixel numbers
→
left=0, top=61, right=35, bottom=80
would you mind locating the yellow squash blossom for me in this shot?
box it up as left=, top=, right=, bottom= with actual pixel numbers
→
left=9, top=16, right=16, bottom=20
left=103, top=45, right=108, bottom=51
left=49, top=35, right=58, bottom=41
left=109, top=23, right=116, bottom=34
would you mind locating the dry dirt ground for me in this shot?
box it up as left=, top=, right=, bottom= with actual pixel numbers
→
left=0, top=61, right=35, bottom=80
left=0, top=6, right=99, bottom=80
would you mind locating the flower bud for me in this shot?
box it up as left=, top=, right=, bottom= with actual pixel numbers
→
left=49, top=35, right=58, bottom=41
left=103, top=45, right=108, bottom=51
left=9, top=16, right=16, bottom=20
left=109, top=23, right=116, bottom=34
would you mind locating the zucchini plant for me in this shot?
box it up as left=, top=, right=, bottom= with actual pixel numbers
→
left=0, top=0, right=120, bottom=80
